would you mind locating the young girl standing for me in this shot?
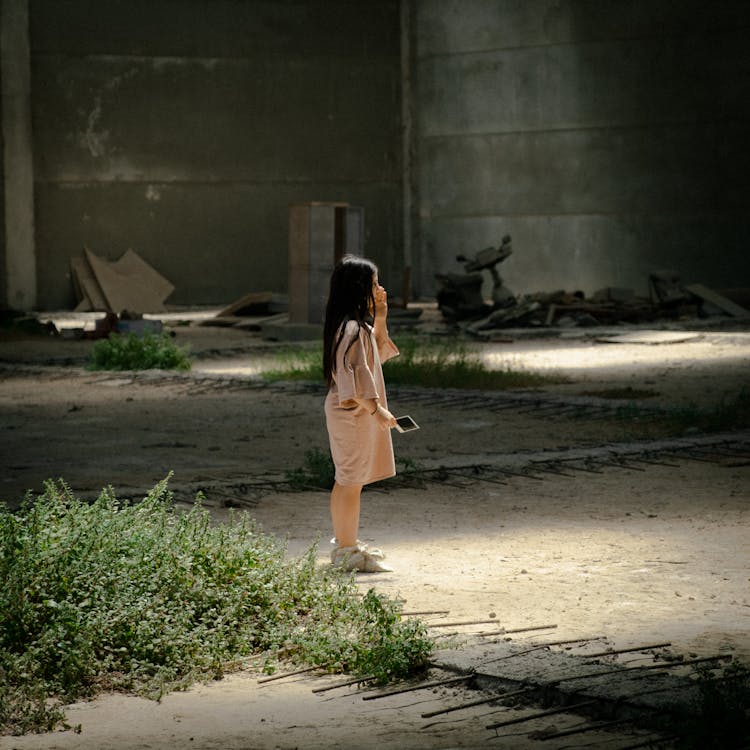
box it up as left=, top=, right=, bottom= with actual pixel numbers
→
left=323, top=255, right=399, bottom=573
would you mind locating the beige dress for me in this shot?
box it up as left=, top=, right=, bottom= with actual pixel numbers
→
left=325, top=319, right=399, bottom=486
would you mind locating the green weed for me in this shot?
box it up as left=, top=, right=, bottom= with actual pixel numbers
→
left=285, top=448, right=335, bottom=490
left=0, top=478, right=432, bottom=735
left=385, top=337, right=559, bottom=389
left=88, top=332, right=191, bottom=371
left=285, top=451, right=422, bottom=491
left=261, top=345, right=322, bottom=382
left=260, top=336, right=560, bottom=389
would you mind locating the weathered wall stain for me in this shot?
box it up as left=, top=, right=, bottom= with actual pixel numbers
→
left=29, top=0, right=402, bottom=308
left=414, top=0, right=750, bottom=298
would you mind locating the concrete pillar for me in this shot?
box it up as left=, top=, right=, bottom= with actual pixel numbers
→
left=1, top=0, right=36, bottom=309
left=288, top=202, right=349, bottom=325
left=400, top=0, right=414, bottom=277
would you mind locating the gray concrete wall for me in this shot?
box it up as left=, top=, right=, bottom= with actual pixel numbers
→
left=30, top=0, right=402, bottom=309
left=413, top=0, right=750, bottom=299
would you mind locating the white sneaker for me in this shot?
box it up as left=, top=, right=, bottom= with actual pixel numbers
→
left=330, top=545, right=392, bottom=573
left=330, top=538, right=386, bottom=560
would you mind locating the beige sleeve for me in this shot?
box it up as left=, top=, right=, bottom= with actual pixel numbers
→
left=377, top=336, right=399, bottom=364
left=333, top=322, right=380, bottom=404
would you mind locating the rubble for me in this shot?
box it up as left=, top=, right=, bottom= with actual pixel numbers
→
left=437, top=265, right=750, bottom=337
left=434, top=239, right=750, bottom=334
left=199, top=292, right=289, bottom=330
left=0, top=308, right=57, bottom=337
left=683, top=283, right=750, bottom=318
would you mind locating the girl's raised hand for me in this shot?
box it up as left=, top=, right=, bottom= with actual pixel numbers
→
left=374, top=285, right=388, bottom=318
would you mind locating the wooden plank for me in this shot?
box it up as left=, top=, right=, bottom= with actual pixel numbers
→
left=232, top=312, right=288, bottom=331
left=85, top=248, right=168, bottom=313
left=73, top=296, right=93, bottom=312
left=685, top=283, right=750, bottom=317
left=217, top=291, right=274, bottom=317
left=115, top=248, right=174, bottom=301
left=69, top=256, right=85, bottom=300
left=71, top=253, right=108, bottom=311
left=198, top=316, right=245, bottom=327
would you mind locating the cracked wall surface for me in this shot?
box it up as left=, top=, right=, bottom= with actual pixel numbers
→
left=28, top=0, right=403, bottom=308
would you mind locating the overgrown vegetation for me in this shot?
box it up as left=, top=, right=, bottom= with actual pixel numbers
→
left=88, top=332, right=191, bottom=371
left=385, top=337, right=560, bottom=389
left=261, top=336, right=561, bottom=389
left=285, top=447, right=336, bottom=489
left=261, top=344, right=322, bottom=382
left=285, top=449, right=420, bottom=491
left=0, top=479, right=432, bottom=735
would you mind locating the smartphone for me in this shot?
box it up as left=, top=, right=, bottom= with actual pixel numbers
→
left=394, top=415, right=420, bottom=433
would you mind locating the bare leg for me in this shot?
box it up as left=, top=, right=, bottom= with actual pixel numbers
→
left=330, top=481, right=361, bottom=548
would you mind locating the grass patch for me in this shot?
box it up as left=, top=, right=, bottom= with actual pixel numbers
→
left=261, top=345, right=322, bottom=382
left=385, top=337, right=561, bottom=389
left=0, top=478, right=432, bottom=735
left=285, top=450, right=420, bottom=491
left=285, top=447, right=336, bottom=490
left=260, top=337, right=561, bottom=390
left=88, top=332, right=191, bottom=371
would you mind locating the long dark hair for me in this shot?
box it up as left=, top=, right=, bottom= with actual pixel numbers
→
left=323, top=255, right=378, bottom=387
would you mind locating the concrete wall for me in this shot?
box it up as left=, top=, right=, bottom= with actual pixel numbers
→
left=29, top=0, right=402, bottom=309
left=413, top=0, right=750, bottom=298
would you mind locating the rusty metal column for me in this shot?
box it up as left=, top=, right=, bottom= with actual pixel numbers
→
left=1, top=0, right=36, bottom=310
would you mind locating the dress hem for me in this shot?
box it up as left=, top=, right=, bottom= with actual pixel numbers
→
left=334, top=470, right=396, bottom=488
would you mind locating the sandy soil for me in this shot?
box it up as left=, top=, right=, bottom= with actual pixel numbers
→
left=0, top=317, right=749, bottom=749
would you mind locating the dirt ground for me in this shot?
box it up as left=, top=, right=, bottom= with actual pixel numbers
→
left=0, top=313, right=749, bottom=749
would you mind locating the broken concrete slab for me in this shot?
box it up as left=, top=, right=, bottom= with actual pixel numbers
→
left=433, top=639, right=708, bottom=731
left=685, top=283, right=750, bottom=318
left=70, top=249, right=174, bottom=314
left=217, top=292, right=288, bottom=318
left=84, top=248, right=168, bottom=314
left=232, top=312, right=288, bottom=331
left=595, top=331, right=703, bottom=345
left=649, top=270, right=687, bottom=305
left=70, top=255, right=108, bottom=311
left=115, top=248, right=175, bottom=302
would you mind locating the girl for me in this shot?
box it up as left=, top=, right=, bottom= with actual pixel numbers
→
left=323, top=255, right=399, bottom=573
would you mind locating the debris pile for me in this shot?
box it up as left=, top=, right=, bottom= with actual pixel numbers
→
left=433, top=245, right=750, bottom=335
left=71, top=248, right=174, bottom=314
left=200, top=292, right=289, bottom=331
left=466, top=286, right=658, bottom=332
